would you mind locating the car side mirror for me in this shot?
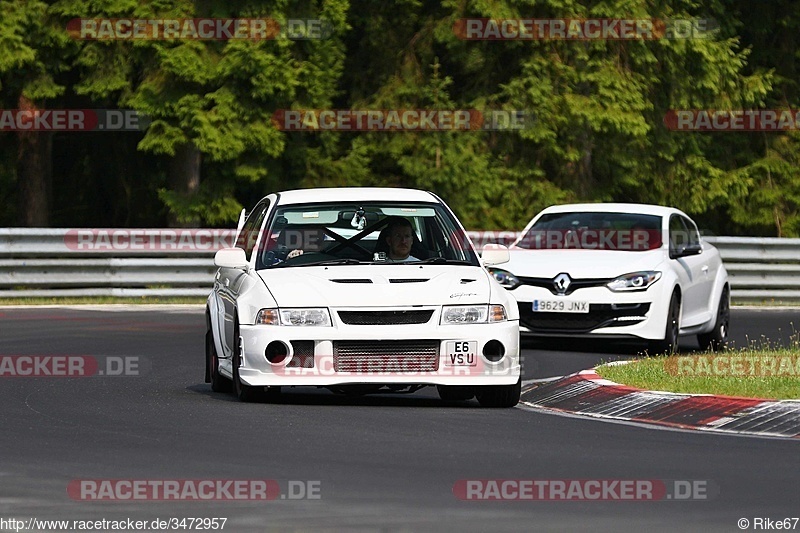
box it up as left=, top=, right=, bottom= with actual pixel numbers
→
left=482, top=244, right=510, bottom=266
left=215, top=248, right=248, bottom=269
left=671, top=243, right=702, bottom=259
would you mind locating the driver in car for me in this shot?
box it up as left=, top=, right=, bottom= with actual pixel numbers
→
left=383, top=217, right=419, bottom=262
left=286, top=217, right=420, bottom=262
left=286, top=228, right=324, bottom=259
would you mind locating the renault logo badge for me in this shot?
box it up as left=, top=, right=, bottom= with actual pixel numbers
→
left=553, top=273, right=571, bottom=294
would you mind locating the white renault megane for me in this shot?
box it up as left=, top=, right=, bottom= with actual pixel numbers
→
left=488, top=203, right=729, bottom=354
left=205, top=187, right=521, bottom=406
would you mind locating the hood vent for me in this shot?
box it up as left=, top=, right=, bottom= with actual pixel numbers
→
left=330, top=278, right=373, bottom=284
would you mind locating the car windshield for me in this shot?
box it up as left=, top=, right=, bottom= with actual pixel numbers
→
left=515, top=212, right=663, bottom=251
left=255, top=201, right=480, bottom=269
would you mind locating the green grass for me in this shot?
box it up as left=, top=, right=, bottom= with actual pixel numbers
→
left=597, top=342, right=800, bottom=400
left=0, top=296, right=206, bottom=306
left=733, top=300, right=800, bottom=307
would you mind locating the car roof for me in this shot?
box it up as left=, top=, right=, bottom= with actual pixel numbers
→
left=272, top=187, right=439, bottom=205
left=538, top=203, right=688, bottom=217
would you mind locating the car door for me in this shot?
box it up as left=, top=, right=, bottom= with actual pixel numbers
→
left=216, top=200, right=269, bottom=358
left=668, top=215, right=707, bottom=326
left=682, top=215, right=715, bottom=318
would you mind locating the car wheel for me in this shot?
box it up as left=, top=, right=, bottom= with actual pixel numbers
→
left=437, top=385, right=475, bottom=402
left=232, top=320, right=260, bottom=402
left=697, top=286, right=730, bottom=351
left=206, top=326, right=231, bottom=393
left=475, top=377, right=521, bottom=408
left=648, top=292, right=680, bottom=355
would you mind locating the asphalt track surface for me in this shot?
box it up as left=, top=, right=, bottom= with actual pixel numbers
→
left=0, top=307, right=797, bottom=532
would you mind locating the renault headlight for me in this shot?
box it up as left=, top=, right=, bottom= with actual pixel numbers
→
left=488, top=268, right=520, bottom=290
left=606, top=271, right=661, bottom=292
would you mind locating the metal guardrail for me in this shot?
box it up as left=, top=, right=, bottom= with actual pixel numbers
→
left=702, top=237, right=800, bottom=301
left=0, top=228, right=229, bottom=298
left=0, top=229, right=797, bottom=301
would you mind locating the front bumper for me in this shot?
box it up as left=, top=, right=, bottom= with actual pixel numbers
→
left=235, top=319, right=520, bottom=387
left=512, top=285, right=668, bottom=340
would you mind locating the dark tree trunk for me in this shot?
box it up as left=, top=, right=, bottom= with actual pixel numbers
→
left=167, top=142, right=201, bottom=227
left=17, top=95, right=52, bottom=227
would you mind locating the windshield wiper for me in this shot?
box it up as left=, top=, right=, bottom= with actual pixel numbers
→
left=416, top=257, right=473, bottom=265
left=296, top=258, right=370, bottom=267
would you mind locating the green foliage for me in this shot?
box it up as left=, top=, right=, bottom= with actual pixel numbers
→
left=0, top=0, right=797, bottom=234
left=727, top=134, right=800, bottom=236
left=0, top=0, right=76, bottom=97
left=157, top=183, right=243, bottom=225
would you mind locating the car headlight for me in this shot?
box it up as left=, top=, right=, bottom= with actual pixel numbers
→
left=606, top=271, right=662, bottom=292
left=440, top=304, right=506, bottom=324
left=255, top=309, right=280, bottom=325
left=256, top=308, right=332, bottom=326
left=279, top=308, right=332, bottom=326
left=488, top=268, right=520, bottom=290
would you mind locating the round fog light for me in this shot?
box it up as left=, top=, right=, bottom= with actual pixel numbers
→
left=483, top=340, right=505, bottom=362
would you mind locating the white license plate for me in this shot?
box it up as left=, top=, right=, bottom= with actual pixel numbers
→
left=444, top=341, right=477, bottom=366
left=532, top=300, right=589, bottom=313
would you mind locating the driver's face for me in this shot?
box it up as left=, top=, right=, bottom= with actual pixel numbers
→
left=387, top=226, right=413, bottom=259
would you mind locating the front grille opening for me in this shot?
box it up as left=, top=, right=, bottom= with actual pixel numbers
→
left=333, top=340, right=439, bottom=373
left=517, top=276, right=612, bottom=295
left=519, top=303, right=651, bottom=333
left=287, top=340, right=315, bottom=368
left=338, top=310, right=433, bottom=325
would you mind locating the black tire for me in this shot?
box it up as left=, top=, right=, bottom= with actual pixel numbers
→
left=232, top=320, right=260, bottom=402
left=697, top=286, right=730, bottom=351
left=206, top=327, right=232, bottom=393
left=437, top=385, right=475, bottom=402
left=475, top=377, right=521, bottom=408
left=648, top=292, right=680, bottom=355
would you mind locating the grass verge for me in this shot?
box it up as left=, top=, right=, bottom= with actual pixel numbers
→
left=597, top=344, right=800, bottom=400
left=733, top=300, right=800, bottom=307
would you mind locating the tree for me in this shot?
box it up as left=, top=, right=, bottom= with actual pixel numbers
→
left=0, top=0, right=76, bottom=225
left=59, top=0, right=348, bottom=226
left=711, top=0, right=800, bottom=236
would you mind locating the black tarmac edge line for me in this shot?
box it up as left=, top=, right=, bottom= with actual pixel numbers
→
left=520, top=370, right=800, bottom=439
